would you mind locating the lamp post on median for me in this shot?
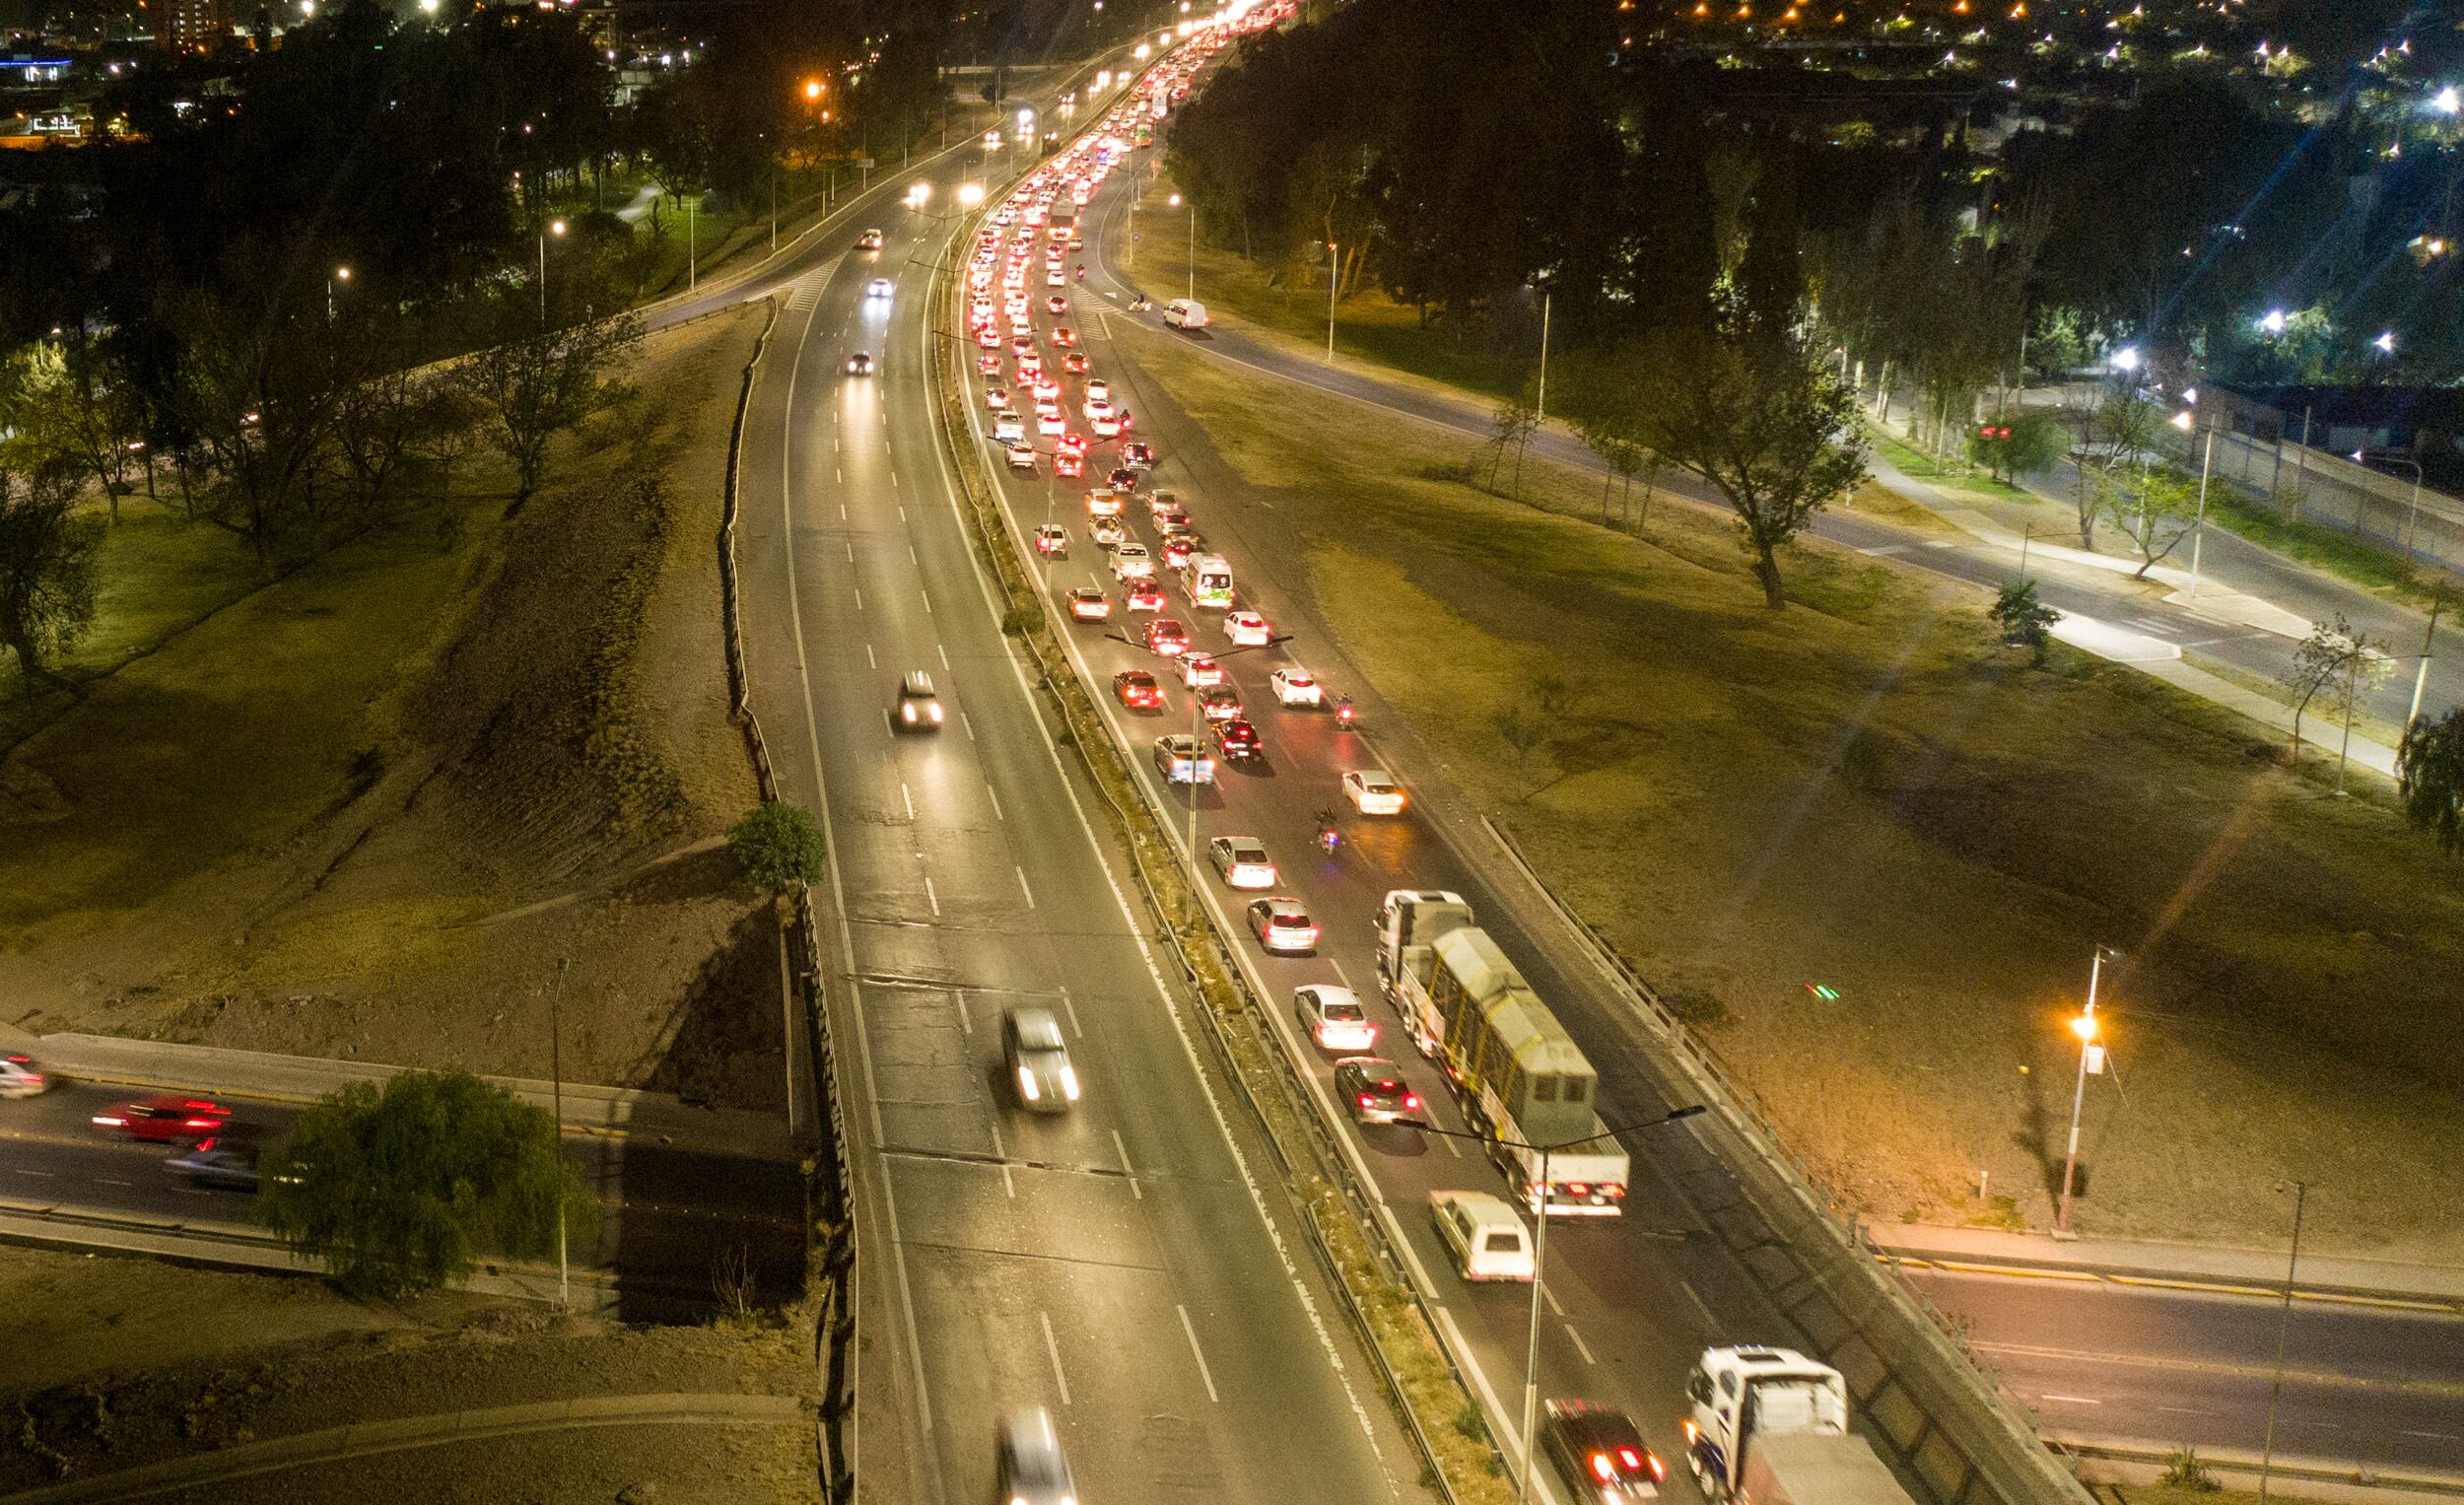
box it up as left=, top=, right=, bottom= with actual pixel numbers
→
left=2256, top=1178, right=2309, bottom=1505
left=2055, top=945, right=2118, bottom=1235
left=2172, top=404, right=2216, bottom=598
left=538, top=219, right=566, bottom=327
left=1408, top=1105, right=1709, bottom=1503
left=325, top=265, right=350, bottom=322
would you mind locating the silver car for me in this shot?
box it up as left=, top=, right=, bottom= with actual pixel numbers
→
left=1003, top=1007, right=1080, bottom=1114
left=997, top=1408, right=1077, bottom=1505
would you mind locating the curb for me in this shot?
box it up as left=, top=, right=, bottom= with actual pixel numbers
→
left=1876, top=1250, right=2464, bottom=1317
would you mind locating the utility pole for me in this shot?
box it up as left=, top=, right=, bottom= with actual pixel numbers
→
left=2055, top=945, right=2113, bottom=1234
left=2256, top=1180, right=2308, bottom=1505
left=1535, top=290, right=1551, bottom=425
left=549, top=955, right=571, bottom=1310
left=2407, top=586, right=2443, bottom=732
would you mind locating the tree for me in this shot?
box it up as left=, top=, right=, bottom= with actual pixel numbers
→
left=16, top=340, right=141, bottom=519
left=2107, top=467, right=2204, bottom=580
left=259, top=1071, right=596, bottom=1299
left=1479, top=381, right=1540, bottom=499
left=1987, top=579, right=2062, bottom=666
left=1494, top=703, right=1548, bottom=800
left=2283, top=614, right=2390, bottom=775
left=1969, top=411, right=2067, bottom=485
left=0, top=461, right=99, bottom=692
left=728, top=798, right=828, bottom=889
left=454, top=305, right=641, bottom=501
left=2072, top=386, right=2160, bottom=551
left=2397, top=709, right=2464, bottom=857
left=1629, top=317, right=1869, bottom=609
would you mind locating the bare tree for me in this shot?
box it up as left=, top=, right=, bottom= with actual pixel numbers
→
left=454, top=301, right=642, bottom=503
left=2284, top=614, right=2391, bottom=785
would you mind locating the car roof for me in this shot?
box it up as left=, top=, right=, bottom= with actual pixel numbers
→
left=1546, top=1402, right=1650, bottom=1455
left=1008, top=1008, right=1064, bottom=1050
left=902, top=671, right=936, bottom=696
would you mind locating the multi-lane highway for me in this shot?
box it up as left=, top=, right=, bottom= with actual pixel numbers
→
left=940, top=39, right=2464, bottom=1495
left=726, top=36, right=1427, bottom=1505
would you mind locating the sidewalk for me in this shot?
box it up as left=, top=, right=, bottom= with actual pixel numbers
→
left=32, top=1033, right=798, bottom=1163
left=1876, top=1222, right=2464, bottom=1311
left=1861, top=443, right=2406, bottom=779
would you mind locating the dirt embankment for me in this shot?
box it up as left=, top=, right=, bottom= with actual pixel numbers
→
left=4, top=306, right=781, bottom=1106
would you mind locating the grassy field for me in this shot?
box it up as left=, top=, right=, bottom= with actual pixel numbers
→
left=1119, top=323, right=2464, bottom=1260
left=1131, top=171, right=1526, bottom=400
left=1871, top=433, right=2043, bottom=506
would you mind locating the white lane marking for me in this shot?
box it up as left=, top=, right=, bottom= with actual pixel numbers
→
left=1041, top=1310, right=1072, bottom=1405
left=1680, top=1279, right=1720, bottom=1333
left=937, top=643, right=951, bottom=671
left=924, top=875, right=941, bottom=917
left=921, top=587, right=933, bottom=614
left=2039, top=1394, right=2103, bottom=1405
left=899, top=505, right=908, bottom=523
left=1540, top=1282, right=1566, bottom=1319
left=1564, top=1323, right=1597, bottom=1366
left=1059, top=987, right=1083, bottom=1038
left=954, top=990, right=974, bottom=1037
left=840, top=503, right=848, bottom=520
left=1113, top=1129, right=1141, bottom=1200
left=2158, top=1405, right=2216, bottom=1416
left=1438, top=1129, right=1462, bottom=1157
left=1015, top=864, right=1037, bottom=908
left=96, top=1178, right=131, bottom=1187
left=960, top=712, right=977, bottom=741
left=911, top=543, right=923, bottom=567
left=14, top=1169, right=56, bottom=1178
left=2401, top=1430, right=2461, bottom=1440
left=854, top=586, right=865, bottom=611
left=866, top=642, right=877, bottom=669
left=846, top=539, right=855, bottom=561
left=837, top=466, right=844, bottom=484
left=902, top=783, right=916, bottom=822
left=891, top=471, right=899, bottom=488
left=1177, top=1303, right=1221, bottom=1403
left=986, top=781, right=1006, bottom=821
left=1439, top=1304, right=1526, bottom=1463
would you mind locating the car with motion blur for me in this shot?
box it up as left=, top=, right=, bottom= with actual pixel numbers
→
left=1343, top=769, right=1405, bottom=815
left=1106, top=467, right=1140, bottom=492
left=1178, top=652, right=1222, bottom=688
left=1153, top=733, right=1215, bottom=786
left=166, top=1136, right=260, bottom=1192
left=1160, top=534, right=1199, bottom=571
left=1430, top=1189, right=1536, bottom=1283
left=1540, top=1401, right=1666, bottom=1504
left=1146, top=490, right=1184, bottom=520
left=1034, top=523, right=1069, bottom=557
left=1066, top=586, right=1113, bottom=622
left=1269, top=666, right=1324, bottom=707
left=1038, top=409, right=1066, bottom=436
left=93, top=1094, right=231, bottom=1143
left=1198, top=685, right=1243, bottom=721
left=1018, top=352, right=1045, bottom=378
left=1050, top=326, right=1079, bottom=346
left=986, top=385, right=1011, bottom=409
left=1055, top=451, right=1084, bottom=478
left=893, top=670, right=944, bottom=732
left=1005, top=444, right=1038, bottom=471
left=1207, top=836, right=1276, bottom=889
left=1122, top=442, right=1156, bottom=470
left=1213, top=717, right=1263, bottom=762
left=1086, top=378, right=1111, bottom=403
left=1091, top=515, right=1128, bottom=548
left=1084, top=487, right=1124, bottom=517
left=1125, top=580, right=1165, bottom=612
left=1003, top=1007, right=1080, bottom=1113
left=1224, top=610, right=1272, bottom=647
left=1092, top=409, right=1121, bottom=438
left=865, top=277, right=894, bottom=299
left=976, top=324, right=1003, bottom=348
left=1112, top=541, right=1155, bottom=581
left=996, top=1408, right=1078, bottom=1505
left=993, top=409, right=1025, bottom=441
left=0, top=1054, right=52, bottom=1098
left=1295, top=983, right=1372, bottom=1050
left=845, top=351, right=874, bottom=376
left=1143, top=617, right=1189, bottom=656
left=977, top=352, right=1003, bottom=375
left=1114, top=668, right=1165, bottom=710
left=1058, top=432, right=1089, bottom=456
left=1250, top=898, right=1321, bottom=954
left=1045, top=295, right=1069, bottom=314
left=1062, top=351, right=1091, bottom=374
left=1335, top=1057, right=1421, bottom=1126
left=856, top=228, right=885, bottom=249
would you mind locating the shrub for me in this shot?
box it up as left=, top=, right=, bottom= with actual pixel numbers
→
left=727, top=798, right=828, bottom=890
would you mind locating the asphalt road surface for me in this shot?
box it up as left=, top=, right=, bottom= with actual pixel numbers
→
left=727, top=44, right=1428, bottom=1505
left=0, top=1077, right=805, bottom=1320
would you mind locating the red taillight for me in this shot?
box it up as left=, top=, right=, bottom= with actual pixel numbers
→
left=1591, top=1454, right=1616, bottom=1483
left=1601, top=1183, right=1625, bottom=1197
left=1565, top=1182, right=1590, bottom=1197
left=1404, top=1095, right=1420, bottom=1110
left=1358, top=1094, right=1375, bottom=1109
left=1617, top=1448, right=1642, bottom=1469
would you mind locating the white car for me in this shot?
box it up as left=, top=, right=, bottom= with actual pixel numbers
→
left=993, top=410, right=1026, bottom=442
left=0, top=1053, right=51, bottom=1098
left=1248, top=897, right=1320, bottom=954
left=1087, top=378, right=1112, bottom=403
left=1225, top=610, right=1271, bottom=647
left=1038, top=410, right=1066, bottom=436
left=1092, top=411, right=1122, bottom=439
left=1295, top=985, right=1375, bottom=1052
left=1111, top=542, right=1154, bottom=581
left=1006, top=444, right=1039, bottom=471
left=1083, top=396, right=1115, bottom=423
left=1153, top=734, right=1214, bottom=785
left=1269, top=667, right=1324, bottom=707
left=1343, top=769, right=1405, bottom=815
left=1430, top=1190, right=1536, bottom=1283
left=866, top=277, right=894, bottom=299
left=1207, top=837, right=1277, bottom=890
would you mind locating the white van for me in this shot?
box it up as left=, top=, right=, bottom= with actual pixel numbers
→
left=1430, top=1190, right=1535, bottom=1282
left=1164, top=299, right=1209, bottom=329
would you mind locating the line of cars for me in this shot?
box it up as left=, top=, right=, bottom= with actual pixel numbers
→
left=3, top=1056, right=264, bottom=1191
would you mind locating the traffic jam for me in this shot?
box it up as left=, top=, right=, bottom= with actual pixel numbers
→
left=954, top=22, right=1709, bottom=1503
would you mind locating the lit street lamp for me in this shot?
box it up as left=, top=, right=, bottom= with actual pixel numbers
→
left=1408, top=1106, right=1709, bottom=1502
left=1168, top=192, right=1194, bottom=302
left=2055, top=945, right=2118, bottom=1235
left=2172, top=403, right=2216, bottom=598
left=325, top=264, right=350, bottom=322
left=538, top=219, right=566, bottom=325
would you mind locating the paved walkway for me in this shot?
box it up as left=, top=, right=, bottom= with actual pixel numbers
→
left=2, top=1391, right=803, bottom=1503
left=1878, top=1222, right=2464, bottom=1310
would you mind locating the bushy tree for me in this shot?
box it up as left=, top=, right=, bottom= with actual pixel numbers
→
left=1988, top=579, right=2061, bottom=666
left=1969, top=411, right=2068, bottom=484
left=0, top=464, right=98, bottom=691
left=2398, top=710, right=2464, bottom=857
left=454, top=303, right=641, bottom=502
left=728, top=798, right=828, bottom=889
left=260, top=1071, right=596, bottom=1299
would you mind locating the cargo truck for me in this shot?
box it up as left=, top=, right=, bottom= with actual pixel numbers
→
left=1681, top=1346, right=1917, bottom=1505
left=1375, top=890, right=1629, bottom=1216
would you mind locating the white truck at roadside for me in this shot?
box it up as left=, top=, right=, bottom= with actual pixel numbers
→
left=1374, top=889, right=1630, bottom=1216
left=1681, top=1346, right=1916, bottom=1505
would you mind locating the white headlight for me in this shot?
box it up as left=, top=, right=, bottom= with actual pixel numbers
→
left=902, top=704, right=917, bottom=721
left=1017, top=1065, right=1041, bottom=1101
left=1060, top=1064, right=1080, bottom=1101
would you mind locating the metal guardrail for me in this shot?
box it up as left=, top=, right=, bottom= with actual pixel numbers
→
left=715, top=294, right=856, bottom=1505
left=920, top=171, right=1502, bottom=1503
left=1481, top=816, right=2092, bottom=1505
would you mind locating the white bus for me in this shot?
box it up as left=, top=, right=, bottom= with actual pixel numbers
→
left=1184, top=554, right=1234, bottom=610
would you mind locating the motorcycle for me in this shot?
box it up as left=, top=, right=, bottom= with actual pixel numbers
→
left=1335, top=697, right=1355, bottom=727
left=1074, top=265, right=1086, bottom=282
left=1316, top=813, right=1342, bottom=853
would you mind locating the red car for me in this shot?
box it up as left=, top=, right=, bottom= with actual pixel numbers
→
left=1145, top=619, right=1191, bottom=656
left=1051, top=326, right=1079, bottom=346
left=1062, top=352, right=1091, bottom=374
left=93, top=1094, right=232, bottom=1143
left=1055, top=452, right=1084, bottom=478
left=1114, top=668, right=1165, bottom=709
left=1125, top=580, right=1166, bottom=613
left=1058, top=432, right=1089, bottom=457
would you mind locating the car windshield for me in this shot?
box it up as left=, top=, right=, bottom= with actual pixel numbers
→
left=1322, top=999, right=1364, bottom=1020
left=1012, top=1012, right=1064, bottom=1050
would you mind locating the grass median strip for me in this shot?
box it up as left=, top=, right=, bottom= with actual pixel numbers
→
left=929, top=307, right=1511, bottom=1505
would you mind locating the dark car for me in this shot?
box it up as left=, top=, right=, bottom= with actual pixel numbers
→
left=1107, top=467, right=1140, bottom=492
left=997, top=1408, right=1077, bottom=1505
left=166, top=1136, right=260, bottom=1192
left=846, top=350, right=874, bottom=376
left=1334, top=1058, right=1421, bottom=1126
left=894, top=670, right=944, bottom=732
left=1541, top=1400, right=1665, bottom=1503
left=1122, top=442, right=1156, bottom=470
left=93, top=1094, right=231, bottom=1143
left=1213, top=718, right=1263, bottom=761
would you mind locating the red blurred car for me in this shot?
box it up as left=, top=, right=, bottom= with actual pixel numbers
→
left=1145, top=619, right=1191, bottom=656
left=1114, top=668, right=1165, bottom=709
left=93, top=1094, right=232, bottom=1143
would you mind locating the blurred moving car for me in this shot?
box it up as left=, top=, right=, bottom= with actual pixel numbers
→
left=1066, top=586, right=1113, bottom=622
left=1207, top=836, right=1276, bottom=888
left=1540, top=1401, right=1667, bottom=1504
left=1295, top=984, right=1373, bottom=1050
left=1335, top=1058, right=1420, bottom=1125
left=894, top=671, right=945, bottom=732
left=997, top=1408, right=1078, bottom=1505
left=1003, top=1007, right=1080, bottom=1113
left=845, top=351, right=874, bottom=376
left=93, top=1094, right=231, bottom=1143
left=166, top=1136, right=260, bottom=1192
left=0, top=1054, right=52, bottom=1098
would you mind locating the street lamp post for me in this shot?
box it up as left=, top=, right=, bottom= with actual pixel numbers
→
left=1409, top=1106, right=1709, bottom=1502
left=325, top=265, right=350, bottom=322
left=2055, top=945, right=2117, bottom=1235
left=1535, top=289, right=1551, bottom=424
left=1326, top=240, right=1338, bottom=364
left=548, top=955, right=571, bottom=1310
left=1168, top=192, right=1193, bottom=302
left=2256, top=1179, right=2308, bottom=1505
left=2173, top=407, right=2216, bottom=598
left=2353, top=449, right=2427, bottom=566
left=538, top=219, right=566, bottom=326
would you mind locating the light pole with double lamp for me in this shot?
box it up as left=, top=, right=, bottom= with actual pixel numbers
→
left=2055, top=944, right=2119, bottom=1234
left=1406, top=1104, right=1708, bottom=1502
